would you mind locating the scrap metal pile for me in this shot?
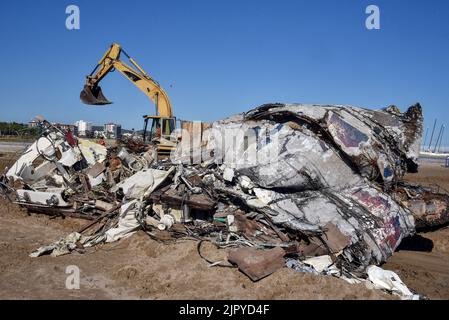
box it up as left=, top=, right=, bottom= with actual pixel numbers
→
left=1, top=103, right=449, bottom=298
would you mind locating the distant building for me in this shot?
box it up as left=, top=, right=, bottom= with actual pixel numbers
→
left=91, top=125, right=103, bottom=132
left=75, top=120, right=93, bottom=137
left=104, top=123, right=122, bottom=139
left=91, top=126, right=105, bottom=139
left=28, top=120, right=39, bottom=128
left=52, top=123, right=78, bottom=135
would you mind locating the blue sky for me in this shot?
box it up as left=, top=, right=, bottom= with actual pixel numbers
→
left=0, top=0, right=448, bottom=145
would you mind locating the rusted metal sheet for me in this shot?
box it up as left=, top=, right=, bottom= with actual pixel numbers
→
left=228, top=247, right=286, bottom=281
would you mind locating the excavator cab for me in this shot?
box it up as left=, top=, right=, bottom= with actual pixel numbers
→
left=143, top=116, right=177, bottom=154
left=143, top=116, right=176, bottom=141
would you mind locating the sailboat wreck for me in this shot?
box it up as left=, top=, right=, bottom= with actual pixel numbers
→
left=2, top=102, right=448, bottom=298
left=174, top=103, right=442, bottom=269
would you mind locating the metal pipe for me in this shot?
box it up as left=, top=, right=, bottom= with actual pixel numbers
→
left=182, top=204, right=191, bottom=223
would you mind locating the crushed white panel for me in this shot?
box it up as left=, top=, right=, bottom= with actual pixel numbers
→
left=111, top=167, right=174, bottom=199
left=366, top=265, right=419, bottom=300
left=16, top=189, right=70, bottom=207
left=78, top=139, right=107, bottom=165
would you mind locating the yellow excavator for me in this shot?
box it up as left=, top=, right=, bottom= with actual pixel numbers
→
left=80, top=43, right=177, bottom=154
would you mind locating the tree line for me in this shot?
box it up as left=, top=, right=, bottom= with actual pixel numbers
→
left=0, top=122, right=40, bottom=137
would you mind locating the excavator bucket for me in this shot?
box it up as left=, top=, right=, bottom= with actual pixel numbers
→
left=80, top=85, right=112, bottom=105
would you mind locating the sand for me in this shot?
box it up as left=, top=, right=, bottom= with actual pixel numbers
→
left=383, top=162, right=449, bottom=299
left=0, top=156, right=448, bottom=299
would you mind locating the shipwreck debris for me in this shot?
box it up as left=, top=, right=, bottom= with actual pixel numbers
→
left=1, top=103, right=448, bottom=299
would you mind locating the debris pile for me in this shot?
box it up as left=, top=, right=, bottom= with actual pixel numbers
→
left=1, top=103, right=449, bottom=299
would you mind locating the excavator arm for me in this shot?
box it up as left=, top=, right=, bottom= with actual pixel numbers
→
left=80, top=43, right=173, bottom=118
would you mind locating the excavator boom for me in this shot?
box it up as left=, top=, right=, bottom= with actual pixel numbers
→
left=80, top=43, right=173, bottom=118
left=80, top=43, right=178, bottom=155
